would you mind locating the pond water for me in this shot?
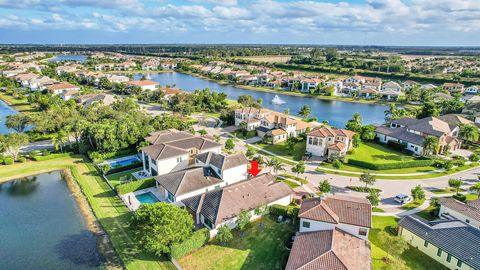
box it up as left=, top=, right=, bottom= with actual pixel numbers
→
left=49, top=55, right=87, bottom=63
left=0, top=171, right=103, bottom=270
left=0, top=99, right=18, bottom=134
left=134, top=72, right=387, bottom=127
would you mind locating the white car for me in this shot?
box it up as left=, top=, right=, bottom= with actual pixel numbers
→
left=394, top=194, right=412, bottom=204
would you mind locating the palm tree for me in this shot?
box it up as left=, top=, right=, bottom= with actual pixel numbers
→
left=459, top=124, right=479, bottom=143
left=272, top=160, right=285, bottom=175
left=265, top=158, right=276, bottom=173
left=423, top=135, right=439, bottom=155
left=52, top=130, right=68, bottom=152
left=470, top=183, right=480, bottom=198
left=298, top=105, right=311, bottom=119
left=384, top=104, right=398, bottom=122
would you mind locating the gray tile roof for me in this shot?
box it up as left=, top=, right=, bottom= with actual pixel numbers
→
left=155, top=167, right=223, bottom=197
left=391, top=117, right=454, bottom=137
left=398, top=215, right=480, bottom=269
left=440, top=198, right=480, bottom=222
left=285, top=229, right=372, bottom=270
left=195, top=152, right=248, bottom=170
left=298, top=195, right=372, bottom=228
left=142, top=143, right=188, bottom=161
left=182, top=173, right=292, bottom=226
left=375, top=126, right=425, bottom=146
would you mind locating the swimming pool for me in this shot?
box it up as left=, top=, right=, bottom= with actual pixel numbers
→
left=135, top=192, right=160, bottom=204
left=104, top=156, right=141, bottom=169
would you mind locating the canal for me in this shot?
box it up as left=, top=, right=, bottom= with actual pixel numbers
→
left=135, top=72, right=388, bottom=127
left=0, top=99, right=18, bottom=134
left=0, top=171, right=103, bottom=270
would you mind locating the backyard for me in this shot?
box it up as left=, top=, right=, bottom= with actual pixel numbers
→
left=178, top=216, right=295, bottom=270
left=369, top=216, right=448, bottom=270
left=253, top=141, right=306, bottom=162
left=105, top=168, right=143, bottom=187
left=346, top=142, right=417, bottom=164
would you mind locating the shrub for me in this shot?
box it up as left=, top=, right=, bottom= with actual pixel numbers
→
left=170, top=228, right=209, bottom=259
left=3, top=157, right=14, bottom=165
left=347, top=158, right=434, bottom=170
left=452, top=194, right=467, bottom=202
left=470, top=153, right=480, bottom=162
left=453, top=159, right=465, bottom=167
left=443, top=160, right=454, bottom=170
left=269, top=204, right=300, bottom=219
left=116, top=178, right=156, bottom=195
left=33, top=153, right=71, bottom=161
left=18, top=157, right=27, bottom=163
left=105, top=162, right=142, bottom=175
left=387, top=140, right=407, bottom=152
left=346, top=186, right=382, bottom=193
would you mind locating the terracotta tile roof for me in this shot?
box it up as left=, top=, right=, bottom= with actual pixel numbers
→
left=182, top=173, right=292, bottom=226
left=327, top=142, right=346, bottom=151
left=47, top=82, right=79, bottom=91
left=285, top=229, right=372, bottom=270
left=159, top=87, right=183, bottom=95
left=298, top=195, right=372, bottom=228
left=271, top=129, right=287, bottom=136
left=234, top=106, right=267, bottom=115
left=308, top=127, right=355, bottom=139
left=127, top=80, right=158, bottom=87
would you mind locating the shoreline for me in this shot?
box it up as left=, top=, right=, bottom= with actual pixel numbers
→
left=177, top=70, right=395, bottom=106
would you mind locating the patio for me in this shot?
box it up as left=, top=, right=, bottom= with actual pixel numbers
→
left=120, top=187, right=166, bottom=211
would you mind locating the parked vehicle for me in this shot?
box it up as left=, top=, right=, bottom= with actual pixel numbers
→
left=394, top=194, right=412, bottom=204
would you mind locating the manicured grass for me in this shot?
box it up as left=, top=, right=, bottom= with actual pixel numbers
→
left=466, top=193, right=479, bottom=201
left=414, top=205, right=437, bottom=221
left=370, top=216, right=448, bottom=270
left=372, top=207, right=385, bottom=213
left=254, top=141, right=306, bottom=162
left=0, top=91, right=36, bottom=113
left=275, top=178, right=300, bottom=189
left=0, top=155, right=176, bottom=270
left=179, top=216, right=294, bottom=270
left=320, top=162, right=437, bottom=174
left=401, top=198, right=425, bottom=210
left=347, top=142, right=416, bottom=164
left=234, top=130, right=257, bottom=140
left=106, top=168, right=143, bottom=187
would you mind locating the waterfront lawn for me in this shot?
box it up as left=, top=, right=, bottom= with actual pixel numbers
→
left=254, top=141, right=306, bottom=162
left=370, top=216, right=448, bottom=270
left=178, top=216, right=294, bottom=270
left=0, top=91, right=36, bottom=113
left=106, top=168, right=143, bottom=187
left=347, top=142, right=416, bottom=164
left=0, top=155, right=176, bottom=270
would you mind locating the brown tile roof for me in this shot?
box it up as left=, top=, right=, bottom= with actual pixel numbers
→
left=145, top=129, right=194, bottom=145
left=327, top=142, right=346, bottom=151
left=271, top=129, right=287, bottom=136
left=299, top=195, right=372, bottom=228
left=285, top=229, right=372, bottom=270
left=47, top=82, right=79, bottom=91
left=308, top=127, right=355, bottom=139
left=160, top=87, right=183, bottom=95
left=127, top=80, right=158, bottom=87
left=234, top=106, right=268, bottom=115
left=142, top=143, right=188, bottom=161
left=182, top=173, right=292, bottom=226
left=440, top=198, right=480, bottom=222
left=143, top=129, right=221, bottom=156
left=155, top=167, right=223, bottom=197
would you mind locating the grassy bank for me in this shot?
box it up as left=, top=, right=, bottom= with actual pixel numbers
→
left=0, top=155, right=176, bottom=270
left=0, top=91, right=36, bottom=113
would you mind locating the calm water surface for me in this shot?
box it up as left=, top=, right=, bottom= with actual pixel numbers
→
left=49, top=55, right=87, bottom=63
left=0, top=171, right=103, bottom=270
left=0, top=99, right=18, bottom=134
left=135, top=72, right=387, bottom=127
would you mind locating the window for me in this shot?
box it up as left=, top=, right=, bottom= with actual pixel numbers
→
left=167, top=192, right=175, bottom=202
left=176, top=156, right=183, bottom=163
left=359, top=228, right=368, bottom=236
left=424, top=240, right=428, bottom=247
left=466, top=219, right=470, bottom=223
left=447, top=254, right=452, bottom=263
left=151, top=158, right=156, bottom=166
left=457, top=260, right=462, bottom=267
left=302, top=221, right=310, bottom=228
left=437, top=248, right=442, bottom=257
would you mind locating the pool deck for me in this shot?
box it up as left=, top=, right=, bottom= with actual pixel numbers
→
left=98, top=154, right=141, bottom=167
left=120, top=187, right=165, bottom=211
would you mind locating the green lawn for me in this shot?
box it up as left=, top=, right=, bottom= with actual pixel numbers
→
left=106, top=168, right=143, bottom=187
left=254, top=141, right=306, bottom=162
left=0, top=91, right=36, bottom=113
left=0, top=155, right=176, bottom=270
left=370, top=216, right=448, bottom=270
left=320, top=162, right=437, bottom=174
left=347, top=142, right=415, bottom=164
left=275, top=178, right=300, bottom=188
left=179, top=216, right=294, bottom=270
left=234, top=130, right=257, bottom=140
left=401, top=198, right=425, bottom=210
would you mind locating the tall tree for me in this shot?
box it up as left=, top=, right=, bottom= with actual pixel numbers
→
left=448, top=178, right=463, bottom=195
left=345, top=112, right=362, bottom=132
left=2, top=133, right=29, bottom=160
left=459, top=124, right=479, bottom=143
left=291, top=161, right=305, bottom=178
left=318, top=180, right=331, bottom=196
left=5, top=114, right=30, bottom=133
left=298, top=105, right=311, bottom=119
left=422, top=135, right=439, bottom=155
left=359, top=172, right=376, bottom=188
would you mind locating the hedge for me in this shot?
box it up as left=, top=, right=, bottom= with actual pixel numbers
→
left=170, top=228, right=209, bottom=259
left=116, top=178, right=156, bottom=195
left=33, top=152, right=71, bottom=161
left=3, top=157, right=14, bottom=165
left=347, top=158, right=434, bottom=170
left=269, top=204, right=300, bottom=219
left=105, top=162, right=142, bottom=175
left=346, top=186, right=382, bottom=193
left=453, top=194, right=467, bottom=202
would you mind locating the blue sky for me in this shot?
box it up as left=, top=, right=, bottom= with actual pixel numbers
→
left=0, top=0, right=479, bottom=45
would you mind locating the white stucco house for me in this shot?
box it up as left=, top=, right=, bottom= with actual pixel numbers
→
left=305, top=127, right=355, bottom=158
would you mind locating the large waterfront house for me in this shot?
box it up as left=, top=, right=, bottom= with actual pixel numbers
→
left=375, top=116, right=462, bottom=155
left=443, top=83, right=465, bottom=94
left=380, top=81, right=403, bottom=100
left=140, top=129, right=222, bottom=176
left=76, top=93, right=116, bottom=107
left=181, top=173, right=293, bottom=236
left=285, top=195, right=372, bottom=270
left=234, top=107, right=315, bottom=144
left=126, top=80, right=159, bottom=92
left=47, top=82, right=81, bottom=100
left=398, top=215, right=480, bottom=270
left=305, top=127, right=355, bottom=158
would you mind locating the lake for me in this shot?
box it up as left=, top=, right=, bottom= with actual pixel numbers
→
left=0, top=171, right=103, bottom=270
left=49, top=55, right=87, bottom=63
left=135, top=72, right=387, bottom=127
left=0, top=99, right=18, bottom=134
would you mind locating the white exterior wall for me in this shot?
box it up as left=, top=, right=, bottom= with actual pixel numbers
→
left=221, top=164, right=248, bottom=184
left=406, top=142, right=423, bottom=155
left=174, top=183, right=223, bottom=202
left=142, top=151, right=189, bottom=176
left=208, top=195, right=292, bottom=237
left=306, top=136, right=327, bottom=157
left=439, top=205, right=480, bottom=229
left=140, top=85, right=157, bottom=91
left=299, top=218, right=370, bottom=240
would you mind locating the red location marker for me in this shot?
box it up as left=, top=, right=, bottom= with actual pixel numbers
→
left=249, top=160, right=261, bottom=177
